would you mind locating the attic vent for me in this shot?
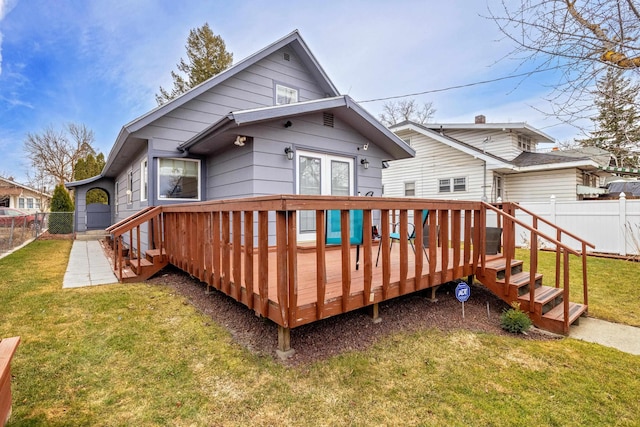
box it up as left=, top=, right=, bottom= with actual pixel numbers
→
left=323, top=112, right=334, bottom=127
left=283, top=52, right=290, bottom=61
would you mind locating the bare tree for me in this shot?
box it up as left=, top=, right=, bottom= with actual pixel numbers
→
left=488, top=0, right=640, bottom=126
left=379, top=99, right=436, bottom=127
left=24, top=123, right=96, bottom=187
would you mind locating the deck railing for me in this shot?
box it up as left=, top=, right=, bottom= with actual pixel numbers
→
left=483, top=202, right=595, bottom=331
left=107, top=196, right=592, bottom=340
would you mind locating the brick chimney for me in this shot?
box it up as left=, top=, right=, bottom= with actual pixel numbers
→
left=475, top=115, right=486, bottom=124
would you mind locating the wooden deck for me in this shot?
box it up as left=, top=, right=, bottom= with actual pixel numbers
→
left=184, top=244, right=475, bottom=328
left=107, top=195, right=594, bottom=351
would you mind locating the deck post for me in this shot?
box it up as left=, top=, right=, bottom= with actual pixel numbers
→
left=276, top=326, right=295, bottom=359
left=370, top=302, right=382, bottom=323
left=429, top=285, right=440, bottom=303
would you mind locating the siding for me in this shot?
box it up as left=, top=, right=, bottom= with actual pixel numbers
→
left=131, top=47, right=327, bottom=145
left=382, top=131, right=486, bottom=200
left=505, top=168, right=578, bottom=202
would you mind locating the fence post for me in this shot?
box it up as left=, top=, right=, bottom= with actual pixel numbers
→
left=619, top=192, right=627, bottom=256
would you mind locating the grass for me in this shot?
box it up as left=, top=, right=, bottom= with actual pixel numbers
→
left=1, top=240, right=639, bottom=426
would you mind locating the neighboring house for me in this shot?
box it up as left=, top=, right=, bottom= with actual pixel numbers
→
left=67, top=30, right=414, bottom=238
left=382, top=116, right=613, bottom=203
left=0, top=177, right=51, bottom=212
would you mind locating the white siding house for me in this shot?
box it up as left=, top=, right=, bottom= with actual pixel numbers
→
left=383, top=118, right=613, bottom=203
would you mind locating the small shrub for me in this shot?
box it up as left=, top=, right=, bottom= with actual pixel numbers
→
left=500, top=302, right=532, bottom=334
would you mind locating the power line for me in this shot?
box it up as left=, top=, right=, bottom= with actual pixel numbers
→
left=357, top=66, right=561, bottom=103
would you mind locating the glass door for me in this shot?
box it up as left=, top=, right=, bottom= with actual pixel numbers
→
left=296, top=150, right=354, bottom=241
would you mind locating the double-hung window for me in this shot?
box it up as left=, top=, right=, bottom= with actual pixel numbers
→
left=439, top=177, right=467, bottom=193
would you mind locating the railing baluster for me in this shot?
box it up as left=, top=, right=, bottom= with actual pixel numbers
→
left=233, top=211, right=242, bottom=301
left=452, top=210, right=461, bottom=279
left=413, top=209, right=423, bottom=291
left=212, top=211, right=221, bottom=291
left=276, top=211, right=289, bottom=327
left=221, top=212, right=230, bottom=294
left=316, top=209, right=326, bottom=320
left=363, top=209, right=373, bottom=302
left=340, top=209, right=351, bottom=311
left=439, top=210, right=449, bottom=282
left=381, top=210, right=390, bottom=299
left=258, top=211, right=269, bottom=317
left=399, top=209, right=408, bottom=294
left=287, top=210, right=297, bottom=327
left=244, top=211, right=254, bottom=310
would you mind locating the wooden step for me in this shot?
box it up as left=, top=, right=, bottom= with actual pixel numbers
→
left=497, top=271, right=543, bottom=296
left=146, top=248, right=166, bottom=262
left=536, top=302, right=588, bottom=335
left=130, top=258, right=153, bottom=275
left=518, top=285, right=564, bottom=314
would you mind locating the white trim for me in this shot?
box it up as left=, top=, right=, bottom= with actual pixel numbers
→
left=157, top=158, right=202, bottom=201
left=140, top=158, right=148, bottom=202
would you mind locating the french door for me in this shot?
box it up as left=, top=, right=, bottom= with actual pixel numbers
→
left=296, top=150, right=354, bottom=241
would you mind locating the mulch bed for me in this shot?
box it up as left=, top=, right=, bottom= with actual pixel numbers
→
left=149, top=266, right=561, bottom=366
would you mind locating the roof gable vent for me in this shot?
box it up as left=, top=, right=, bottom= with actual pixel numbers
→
left=283, top=52, right=291, bottom=61
left=323, top=112, right=334, bottom=127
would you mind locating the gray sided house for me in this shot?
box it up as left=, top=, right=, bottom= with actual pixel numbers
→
left=67, top=30, right=414, bottom=241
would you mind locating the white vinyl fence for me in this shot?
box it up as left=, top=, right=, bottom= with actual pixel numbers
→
left=514, top=193, right=640, bottom=256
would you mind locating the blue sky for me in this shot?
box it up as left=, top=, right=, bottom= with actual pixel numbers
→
left=0, top=0, right=578, bottom=184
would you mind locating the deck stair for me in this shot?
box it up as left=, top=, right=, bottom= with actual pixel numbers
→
left=116, top=248, right=168, bottom=283
left=475, top=255, right=587, bottom=335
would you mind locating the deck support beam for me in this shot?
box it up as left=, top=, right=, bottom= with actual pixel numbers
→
left=276, top=325, right=295, bottom=359
left=370, top=303, right=382, bottom=324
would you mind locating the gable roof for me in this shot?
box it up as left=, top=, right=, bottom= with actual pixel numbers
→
left=101, top=30, right=339, bottom=178
left=392, top=121, right=603, bottom=173
left=180, top=96, right=415, bottom=160
left=0, top=177, right=51, bottom=197
left=421, top=122, right=556, bottom=144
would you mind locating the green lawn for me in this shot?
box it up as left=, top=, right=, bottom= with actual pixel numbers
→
left=1, top=240, right=639, bottom=426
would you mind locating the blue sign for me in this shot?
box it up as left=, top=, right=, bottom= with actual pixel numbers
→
left=455, top=282, right=471, bottom=302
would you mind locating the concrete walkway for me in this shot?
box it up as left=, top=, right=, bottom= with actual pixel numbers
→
left=569, top=317, right=640, bottom=356
left=63, top=240, right=117, bottom=288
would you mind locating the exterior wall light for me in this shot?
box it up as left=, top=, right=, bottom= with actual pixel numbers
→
left=284, top=146, right=294, bottom=161
left=360, top=158, right=369, bottom=169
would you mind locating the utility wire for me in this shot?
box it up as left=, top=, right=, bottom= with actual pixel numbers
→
left=357, top=66, right=561, bottom=103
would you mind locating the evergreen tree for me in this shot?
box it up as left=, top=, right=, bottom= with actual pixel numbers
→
left=156, top=23, right=233, bottom=105
left=74, top=153, right=107, bottom=204
left=580, top=68, right=640, bottom=168
left=50, top=184, right=74, bottom=234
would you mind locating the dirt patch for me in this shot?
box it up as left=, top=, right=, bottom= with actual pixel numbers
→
left=36, top=231, right=74, bottom=240
left=149, top=266, right=560, bottom=366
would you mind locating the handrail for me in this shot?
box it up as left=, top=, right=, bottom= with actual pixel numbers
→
left=507, top=202, right=596, bottom=251
left=106, top=206, right=156, bottom=233
left=482, top=202, right=581, bottom=255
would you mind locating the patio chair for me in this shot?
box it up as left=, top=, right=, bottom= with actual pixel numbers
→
left=326, top=209, right=364, bottom=270
left=376, top=209, right=429, bottom=267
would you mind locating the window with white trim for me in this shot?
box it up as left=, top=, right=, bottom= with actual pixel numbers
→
left=127, top=170, right=133, bottom=204
left=115, top=181, right=119, bottom=214
left=26, top=197, right=34, bottom=209
left=18, top=197, right=25, bottom=209
left=439, top=177, right=467, bottom=193
left=518, top=134, right=532, bottom=151
left=158, top=158, right=201, bottom=200
left=404, top=181, right=415, bottom=196
left=275, top=84, right=298, bottom=105
left=141, top=159, right=148, bottom=201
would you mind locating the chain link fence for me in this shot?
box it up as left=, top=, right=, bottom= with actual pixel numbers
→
left=0, top=212, right=74, bottom=257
